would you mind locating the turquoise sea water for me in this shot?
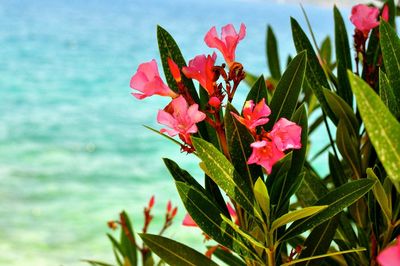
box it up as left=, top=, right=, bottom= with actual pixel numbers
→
left=0, top=1, right=352, bottom=265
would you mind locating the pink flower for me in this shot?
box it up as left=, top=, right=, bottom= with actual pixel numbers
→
left=130, top=59, right=178, bottom=99
left=231, top=99, right=271, bottom=133
left=269, top=118, right=302, bottom=151
left=204, top=23, right=246, bottom=65
left=182, top=53, right=217, bottom=95
left=248, top=140, right=285, bottom=175
left=182, top=213, right=198, bottom=227
left=382, top=4, right=389, bottom=22
left=350, top=4, right=380, bottom=36
left=377, top=236, right=400, bottom=266
left=157, top=96, right=206, bottom=144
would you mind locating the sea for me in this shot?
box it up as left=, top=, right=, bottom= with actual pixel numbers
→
left=0, top=0, right=353, bottom=265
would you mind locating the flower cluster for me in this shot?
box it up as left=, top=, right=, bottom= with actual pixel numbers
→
left=130, top=23, right=247, bottom=152
left=232, top=99, right=302, bottom=174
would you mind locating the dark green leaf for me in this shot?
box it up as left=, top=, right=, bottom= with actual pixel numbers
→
left=107, top=234, right=123, bottom=266
left=296, top=168, right=328, bottom=206
left=120, top=211, right=137, bottom=266
left=140, top=234, right=219, bottom=266
left=212, top=247, right=246, bottom=266
left=379, top=69, right=400, bottom=117
left=192, top=137, right=263, bottom=221
left=323, top=88, right=358, bottom=131
left=245, top=75, right=268, bottom=105
left=290, top=18, right=336, bottom=122
left=320, top=37, right=332, bottom=65
left=267, top=51, right=307, bottom=129
left=349, top=71, right=400, bottom=190
left=176, top=182, right=261, bottom=261
left=225, top=103, right=263, bottom=187
left=298, top=215, right=340, bottom=266
left=281, top=179, right=376, bottom=241
left=83, top=260, right=115, bottom=266
left=328, top=153, right=347, bottom=188
left=334, top=5, right=353, bottom=106
left=380, top=20, right=400, bottom=103
left=267, top=25, right=282, bottom=80
left=157, top=26, right=199, bottom=103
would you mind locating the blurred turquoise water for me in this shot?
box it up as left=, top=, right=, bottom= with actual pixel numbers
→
left=0, top=0, right=351, bottom=265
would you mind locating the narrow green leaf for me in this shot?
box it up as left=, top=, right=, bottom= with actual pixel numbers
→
left=192, top=137, right=263, bottom=221
left=140, top=234, right=219, bottom=266
left=267, top=51, right=307, bottom=129
left=349, top=71, right=400, bottom=189
left=83, top=260, right=115, bottom=266
left=328, top=153, right=347, bottom=188
left=379, top=69, right=400, bottom=117
left=220, top=215, right=266, bottom=249
left=385, top=0, right=396, bottom=27
left=254, top=177, right=270, bottom=218
left=163, top=158, right=205, bottom=192
left=281, top=248, right=366, bottom=266
left=267, top=25, right=282, bottom=80
left=176, top=182, right=261, bottom=261
left=380, top=20, right=400, bottom=103
left=107, top=234, right=124, bottom=266
left=334, top=5, right=353, bottom=106
left=297, top=215, right=340, bottom=266
left=157, top=26, right=199, bottom=103
left=144, top=125, right=182, bottom=147
left=296, top=168, right=327, bottom=206
left=320, top=37, right=332, bottom=65
left=212, top=248, right=246, bottom=266
left=225, top=103, right=263, bottom=187
left=271, top=206, right=327, bottom=233
left=245, top=75, right=268, bottom=105
left=120, top=212, right=137, bottom=266
left=281, top=179, right=376, bottom=241
left=291, top=17, right=336, bottom=122
left=323, top=88, right=358, bottom=130
left=366, top=168, right=392, bottom=222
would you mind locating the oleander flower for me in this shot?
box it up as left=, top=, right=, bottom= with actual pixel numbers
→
left=248, top=140, right=285, bottom=175
left=269, top=118, right=302, bottom=151
left=182, top=53, right=217, bottom=95
left=350, top=4, right=380, bottom=36
left=130, top=59, right=178, bottom=99
left=377, top=236, right=400, bottom=266
left=382, top=4, right=389, bottom=22
left=231, top=99, right=271, bottom=133
left=204, top=23, right=246, bottom=65
left=157, top=96, right=206, bottom=144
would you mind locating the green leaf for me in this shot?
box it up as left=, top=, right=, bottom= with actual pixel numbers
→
left=212, top=247, right=246, bottom=266
left=297, top=215, right=340, bottom=266
left=380, top=20, right=400, bottom=103
left=281, top=179, right=376, bottom=241
left=320, top=36, right=332, bottom=65
left=349, top=71, right=400, bottom=190
left=245, top=75, right=268, bottom=105
left=336, top=119, right=361, bottom=179
left=296, top=168, right=327, bottom=206
left=83, top=260, right=115, bottom=266
left=274, top=104, right=308, bottom=214
left=140, top=234, right=219, bottom=266
left=267, top=51, right=307, bottom=129
left=266, top=25, right=281, bottom=80
left=385, top=0, right=396, bottom=27
left=328, top=153, right=347, bottom=188
left=144, top=125, right=182, bottom=147
left=281, top=248, right=366, bottom=266
left=291, top=17, right=336, bottom=122
left=107, top=234, right=124, bottom=266
left=270, top=206, right=328, bottom=233
left=323, top=88, right=358, bottom=131
left=220, top=215, right=266, bottom=249
left=120, top=212, right=137, bottom=266
left=176, top=182, right=261, bottom=261
left=163, top=158, right=205, bottom=192
left=379, top=69, right=400, bottom=117
left=225, top=103, right=263, bottom=188
left=254, top=177, right=270, bottom=219
left=192, top=137, right=263, bottom=221
left=367, top=168, right=392, bottom=222
left=157, top=26, right=199, bottom=103
left=334, top=5, right=353, bottom=106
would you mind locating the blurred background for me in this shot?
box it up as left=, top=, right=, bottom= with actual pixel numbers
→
left=0, top=0, right=364, bottom=265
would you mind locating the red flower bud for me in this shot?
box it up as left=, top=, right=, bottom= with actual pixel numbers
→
left=208, top=96, right=221, bottom=108
left=168, top=58, right=181, bottom=82
left=148, top=195, right=155, bottom=209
